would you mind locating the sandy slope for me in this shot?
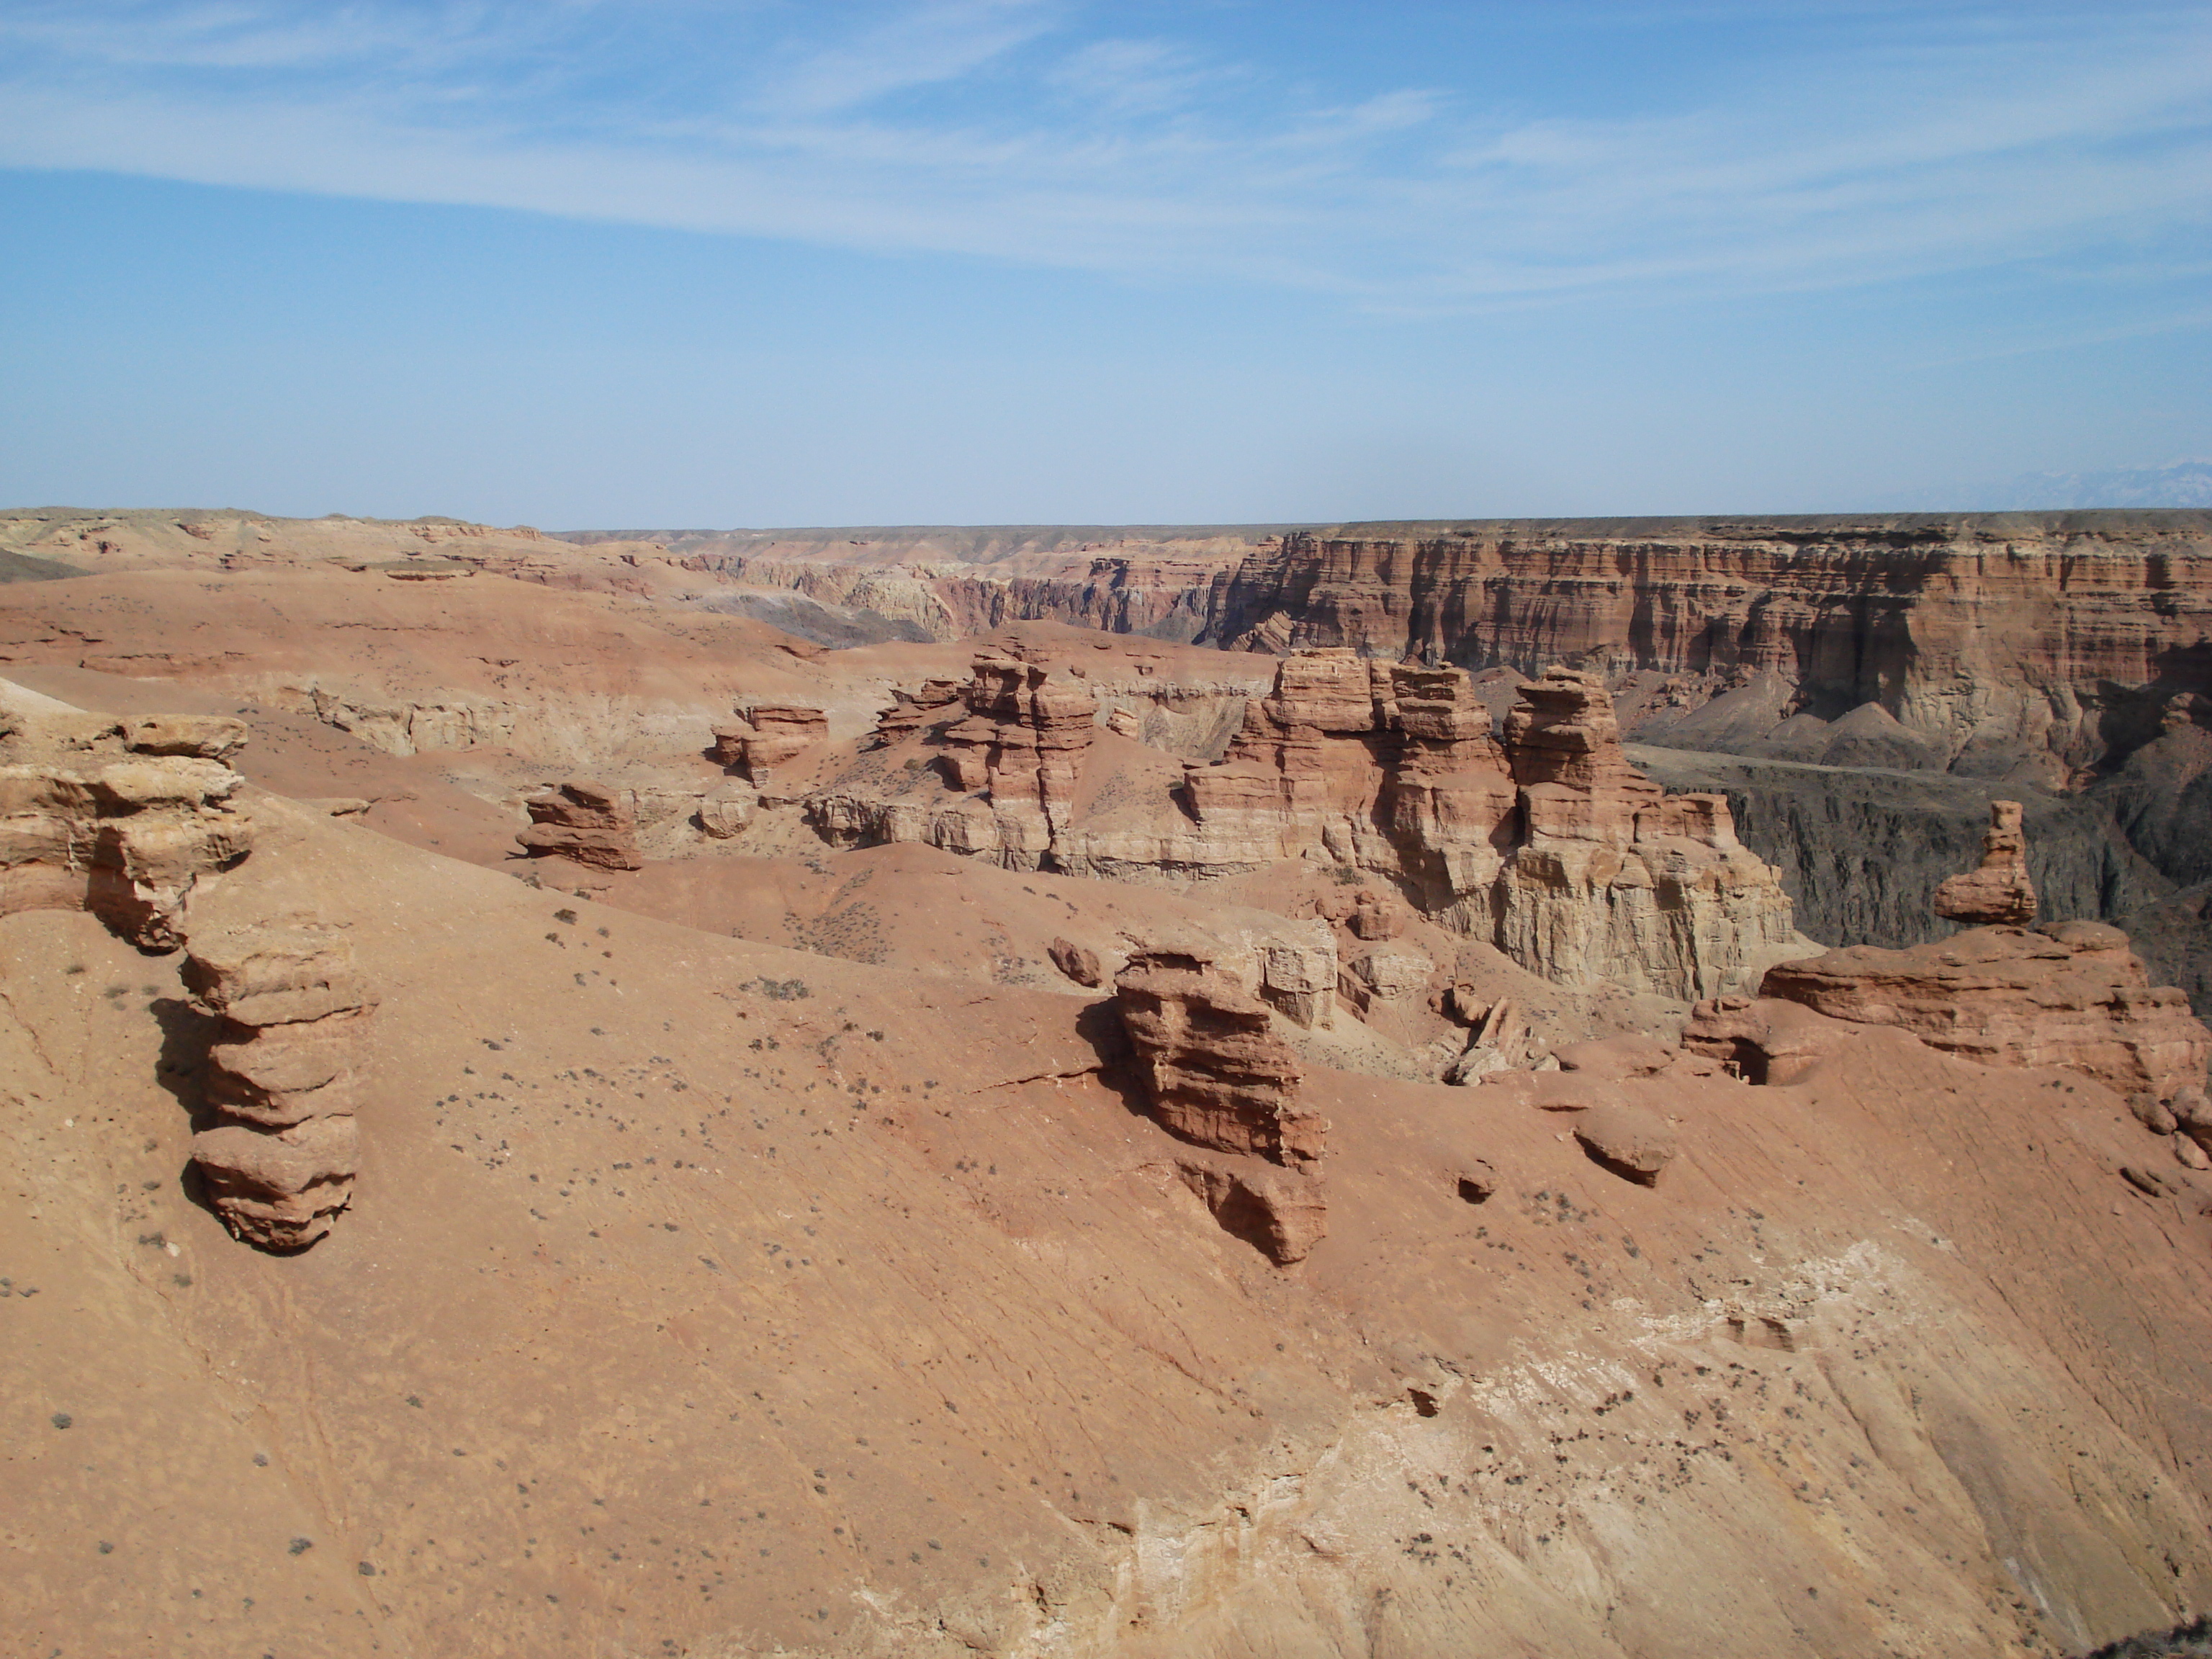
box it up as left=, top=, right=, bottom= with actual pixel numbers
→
left=6, top=775, right=2212, bottom=1655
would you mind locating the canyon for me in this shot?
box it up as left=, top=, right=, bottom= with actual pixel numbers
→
left=5, top=505, right=2212, bottom=1658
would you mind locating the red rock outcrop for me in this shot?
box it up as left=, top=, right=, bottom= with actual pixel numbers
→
left=1933, top=800, right=2038, bottom=925
left=1680, top=994, right=1874, bottom=1085
left=1493, top=668, right=1807, bottom=1000
left=1113, top=951, right=1320, bottom=1169
left=1169, top=1152, right=1328, bottom=1267
left=183, top=918, right=374, bottom=1249
left=868, top=678, right=964, bottom=745
left=1572, top=1102, right=1677, bottom=1185
left=811, top=650, right=1804, bottom=1000
left=1112, top=949, right=1326, bottom=1264
left=940, top=655, right=1097, bottom=837
left=1754, top=920, right=2211, bottom=1101
left=1705, top=810, right=2212, bottom=1098
left=0, top=701, right=253, bottom=949
left=1048, top=935, right=1103, bottom=987
left=516, top=781, right=643, bottom=871
left=1199, top=514, right=2212, bottom=775
left=711, top=705, right=828, bottom=783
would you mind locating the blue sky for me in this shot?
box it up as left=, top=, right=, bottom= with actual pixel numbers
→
left=2, top=0, right=2209, bottom=525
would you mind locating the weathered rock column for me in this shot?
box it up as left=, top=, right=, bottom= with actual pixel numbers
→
left=1112, top=949, right=1326, bottom=1262
left=1932, top=800, right=2038, bottom=925
left=184, top=920, right=374, bottom=1250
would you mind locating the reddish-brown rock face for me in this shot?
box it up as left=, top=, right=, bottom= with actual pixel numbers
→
left=813, top=649, right=1805, bottom=999
left=1112, top=950, right=1326, bottom=1264
left=184, top=918, right=375, bottom=1250
left=868, top=679, right=964, bottom=745
left=1758, top=922, right=2209, bottom=1100
left=711, top=704, right=829, bottom=783
left=1725, top=809, right=2210, bottom=1098
left=1933, top=800, right=2038, bottom=925
left=1112, top=954, right=1321, bottom=1169
left=1200, top=515, right=2212, bottom=772
left=941, top=655, right=1097, bottom=837
left=0, top=703, right=253, bottom=949
left=516, top=781, right=643, bottom=871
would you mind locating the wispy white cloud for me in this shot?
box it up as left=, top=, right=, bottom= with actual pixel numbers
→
left=0, top=0, right=2206, bottom=310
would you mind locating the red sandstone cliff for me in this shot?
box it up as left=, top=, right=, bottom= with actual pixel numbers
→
left=1197, top=514, right=2212, bottom=776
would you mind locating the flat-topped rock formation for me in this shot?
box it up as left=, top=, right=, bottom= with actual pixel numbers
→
left=1198, top=514, right=2212, bottom=779
left=1686, top=813, right=2212, bottom=1102
left=711, top=704, right=828, bottom=783
left=516, top=780, right=643, bottom=871
left=0, top=693, right=253, bottom=948
left=184, top=917, right=374, bottom=1249
left=1755, top=921, right=2210, bottom=1101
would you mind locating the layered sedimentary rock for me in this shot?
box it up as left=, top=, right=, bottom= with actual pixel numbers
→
left=940, top=656, right=1097, bottom=839
left=516, top=781, right=643, bottom=871
left=1678, top=994, right=1872, bottom=1086
left=184, top=918, right=374, bottom=1249
left=1755, top=922, right=2210, bottom=1101
left=868, top=679, right=964, bottom=745
left=1689, top=815, right=2212, bottom=1100
left=0, top=701, right=253, bottom=948
left=711, top=705, right=828, bottom=783
left=1113, top=951, right=1320, bottom=1168
left=1494, top=669, right=1807, bottom=1000
left=809, top=650, right=1804, bottom=999
left=1200, top=514, right=2212, bottom=776
left=1933, top=800, right=2038, bottom=925
left=1112, top=949, right=1326, bottom=1263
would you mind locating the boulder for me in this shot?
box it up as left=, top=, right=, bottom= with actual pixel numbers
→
left=1573, top=1104, right=1677, bottom=1185
left=1173, top=1155, right=1327, bottom=1265
left=516, top=781, right=643, bottom=871
left=695, top=794, right=754, bottom=840
left=1048, top=936, right=1104, bottom=988
left=1443, top=997, right=1532, bottom=1085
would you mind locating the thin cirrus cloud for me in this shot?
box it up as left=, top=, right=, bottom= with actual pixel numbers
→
left=0, top=0, right=2208, bottom=310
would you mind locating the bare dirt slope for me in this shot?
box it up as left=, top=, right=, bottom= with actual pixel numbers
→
left=6, top=768, right=2212, bottom=1656
left=7, top=529, right=2212, bottom=1655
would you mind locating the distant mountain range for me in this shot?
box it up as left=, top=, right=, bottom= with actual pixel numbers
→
left=1955, top=459, right=2212, bottom=511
